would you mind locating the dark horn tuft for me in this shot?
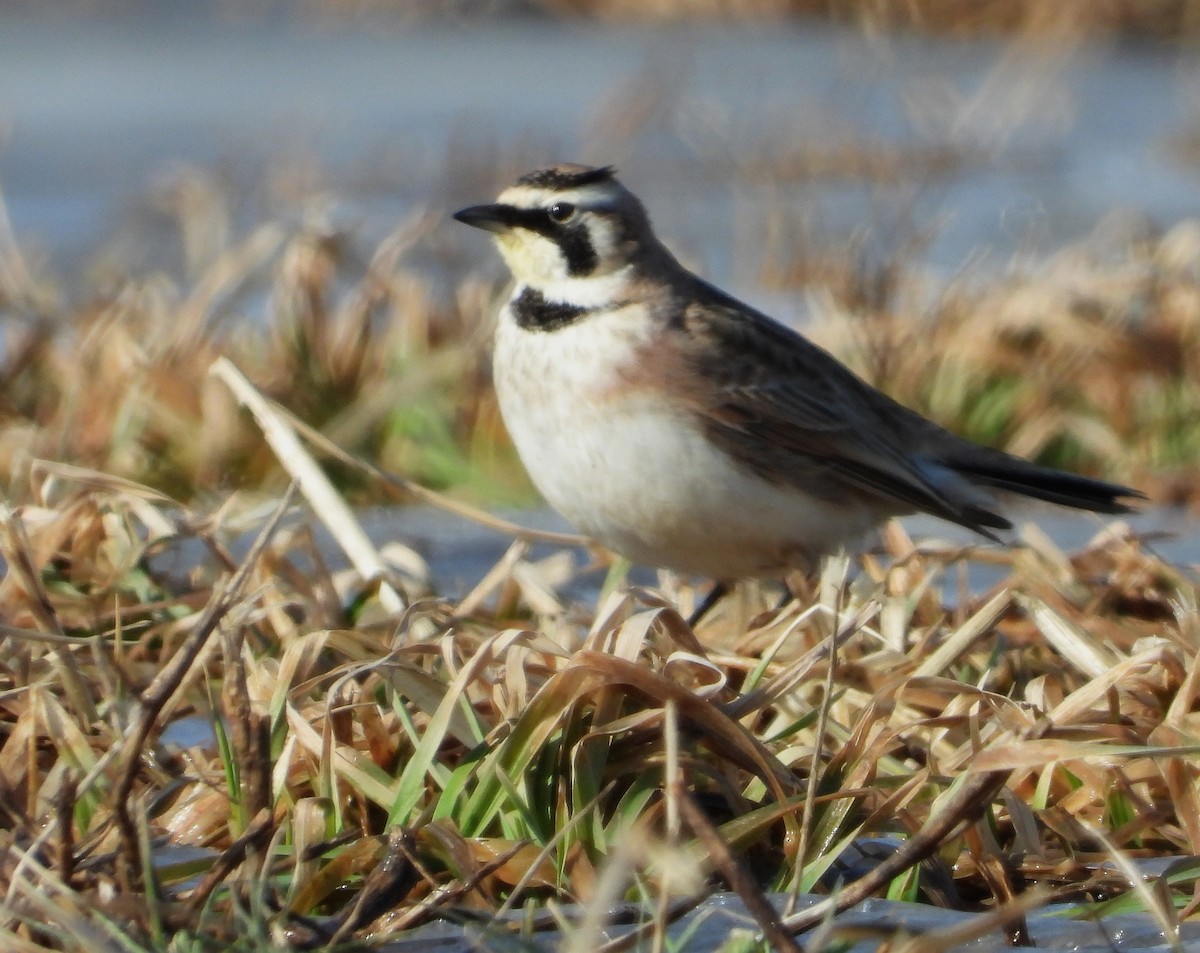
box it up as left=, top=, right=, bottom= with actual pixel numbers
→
left=517, top=164, right=617, bottom=189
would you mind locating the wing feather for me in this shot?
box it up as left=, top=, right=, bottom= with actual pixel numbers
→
left=667, top=289, right=1012, bottom=535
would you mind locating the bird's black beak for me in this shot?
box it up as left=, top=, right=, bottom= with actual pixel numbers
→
left=452, top=203, right=516, bottom=234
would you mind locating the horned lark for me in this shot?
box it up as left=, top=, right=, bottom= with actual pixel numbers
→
left=454, top=164, right=1143, bottom=580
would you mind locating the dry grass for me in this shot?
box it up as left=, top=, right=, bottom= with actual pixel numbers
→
left=794, top=216, right=1200, bottom=507
left=0, top=169, right=525, bottom=508
left=0, top=418, right=1195, bottom=949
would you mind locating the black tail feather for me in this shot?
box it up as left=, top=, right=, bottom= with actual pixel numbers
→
left=948, top=457, right=1146, bottom=515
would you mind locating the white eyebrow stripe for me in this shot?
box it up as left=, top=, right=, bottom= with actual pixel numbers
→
left=498, top=183, right=618, bottom=208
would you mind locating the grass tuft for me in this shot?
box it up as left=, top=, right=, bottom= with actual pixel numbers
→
left=0, top=454, right=1194, bottom=946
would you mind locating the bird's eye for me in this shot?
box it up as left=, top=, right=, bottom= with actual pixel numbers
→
left=548, top=202, right=576, bottom=223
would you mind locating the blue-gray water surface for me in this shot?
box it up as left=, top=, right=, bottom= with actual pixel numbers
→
left=4, top=4, right=1200, bottom=295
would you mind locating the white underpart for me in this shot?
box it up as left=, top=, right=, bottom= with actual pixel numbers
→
left=493, top=296, right=878, bottom=578
left=536, top=267, right=636, bottom=308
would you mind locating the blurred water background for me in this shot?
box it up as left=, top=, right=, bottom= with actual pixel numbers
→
left=5, top=1, right=1200, bottom=305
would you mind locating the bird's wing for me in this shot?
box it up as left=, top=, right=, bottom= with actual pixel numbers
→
left=665, top=292, right=1011, bottom=535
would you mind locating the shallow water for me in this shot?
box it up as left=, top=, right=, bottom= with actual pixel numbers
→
left=378, top=892, right=1200, bottom=952
left=144, top=502, right=1195, bottom=609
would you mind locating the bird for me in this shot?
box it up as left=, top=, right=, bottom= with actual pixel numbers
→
left=453, top=163, right=1143, bottom=591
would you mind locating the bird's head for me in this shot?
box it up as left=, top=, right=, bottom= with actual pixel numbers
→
left=453, top=164, right=654, bottom=287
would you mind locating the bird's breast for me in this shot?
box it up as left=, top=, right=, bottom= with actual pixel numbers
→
left=491, top=299, right=875, bottom=577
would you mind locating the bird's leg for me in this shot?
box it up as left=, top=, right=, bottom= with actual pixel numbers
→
left=770, top=586, right=793, bottom=614
left=686, top=580, right=731, bottom=628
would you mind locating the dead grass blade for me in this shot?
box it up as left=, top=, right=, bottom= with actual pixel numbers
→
left=913, top=589, right=1013, bottom=677
left=211, top=357, right=407, bottom=615
left=0, top=508, right=95, bottom=724
left=1015, top=592, right=1119, bottom=679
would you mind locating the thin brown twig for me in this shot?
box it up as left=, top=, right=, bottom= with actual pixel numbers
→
left=780, top=717, right=1053, bottom=936
left=111, top=485, right=296, bottom=890
left=53, top=772, right=77, bottom=892
left=180, top=808, right=276, bottom=919
left=677, top=783, right=806, bottom=953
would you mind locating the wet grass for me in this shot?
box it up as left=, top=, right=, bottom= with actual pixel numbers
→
left=0, top=443, right=1195, bottom=949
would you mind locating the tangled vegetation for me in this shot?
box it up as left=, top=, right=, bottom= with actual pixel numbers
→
left=0, top=444, right=1196, bottom=948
